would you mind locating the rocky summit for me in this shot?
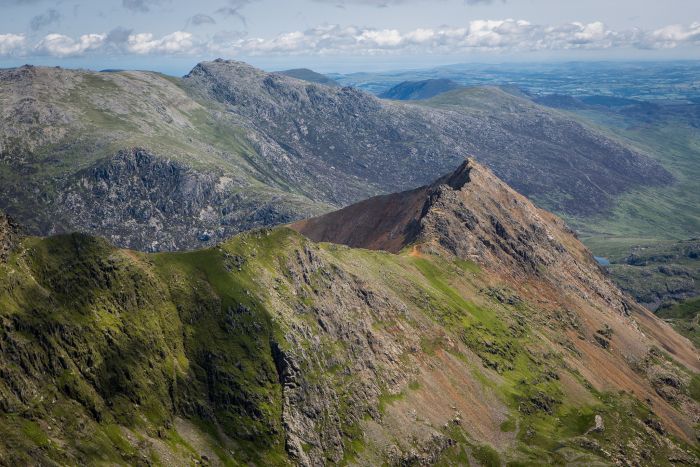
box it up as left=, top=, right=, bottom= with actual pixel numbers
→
left=0, top=60, right=671, bottom=251
left=0, top=161, right=697, bottom=466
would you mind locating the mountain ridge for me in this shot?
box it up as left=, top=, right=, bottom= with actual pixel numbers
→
left=0, top=160, right=698, bottom=465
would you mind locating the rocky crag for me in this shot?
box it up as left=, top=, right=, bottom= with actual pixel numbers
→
left=0, top=161, right=697, bottom=466
left=0, top=211, right=18, bottom=261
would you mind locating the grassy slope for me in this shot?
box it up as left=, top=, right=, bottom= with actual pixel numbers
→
left=562, top=110, right=700, bottom=256
left=554, top=107, right=700, bottom=341
left=658, top=297, right=700, bottom=348
left=1, top=228, right=697, bottom=465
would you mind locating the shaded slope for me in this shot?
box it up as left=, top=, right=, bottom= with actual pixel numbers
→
left=379, top=78, right=463, bottom=100
left=420, top=87, right=674, bottom=215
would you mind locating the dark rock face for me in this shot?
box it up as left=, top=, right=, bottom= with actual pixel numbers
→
left=53, top=148, right=314, bottom=251
left=0, top=212, right=18, bottom=262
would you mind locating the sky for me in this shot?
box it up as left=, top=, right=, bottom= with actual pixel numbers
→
left=0, top=0, right=699, bottom=74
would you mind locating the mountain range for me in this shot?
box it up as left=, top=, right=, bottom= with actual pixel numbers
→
left=0, top=60, right=671, bottom=251
left=1, top=160, right=698, bottom=465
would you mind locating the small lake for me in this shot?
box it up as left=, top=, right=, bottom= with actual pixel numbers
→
left=594, top=256, right=611, bottom=266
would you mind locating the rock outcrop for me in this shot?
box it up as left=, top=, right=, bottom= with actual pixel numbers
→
left=54, top=148, right=319, bottom=251
left=0, top=211, right=18, bottom=262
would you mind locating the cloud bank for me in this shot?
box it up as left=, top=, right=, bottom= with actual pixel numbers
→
left=0, top=19, right=698, bottom=58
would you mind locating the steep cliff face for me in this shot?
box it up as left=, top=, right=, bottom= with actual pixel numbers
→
left=53, top=148, right=321, bottom=251
left=1, top=163, right=698, bottom=466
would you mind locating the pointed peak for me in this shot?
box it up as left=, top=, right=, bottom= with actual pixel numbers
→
left=433, top=158, right=473, bottom=190
left=185, top=59, right=264, bottom=79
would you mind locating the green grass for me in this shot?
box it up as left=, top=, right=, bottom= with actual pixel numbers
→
left=499, top=417, right=516, bottom=433
left=472, top=444, right=502, bottom=467
left=657, top=297, right=700, bottom=348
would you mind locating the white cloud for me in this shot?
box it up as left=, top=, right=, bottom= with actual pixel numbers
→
left=1, top=19, right=699, bottom=59
left=0, top=33, right=26, bottom=55
left=126, top=31, right=195, bottom=54
left=211, top=20, right=626, bottom=56
left=35, top=33, right=105, bottom=57
left=210, top=20, right=700, bottom=56
left=644, top=22, right=700, bottom=48
left=357, top=29, right=403, bottom=47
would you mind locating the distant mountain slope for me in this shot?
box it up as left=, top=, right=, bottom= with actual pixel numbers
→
left=278, top=68, right=341, bottom=87
left=0, top=64, right=330, bottom=251
left=417, top=86, right=673, bottom=214
left=2, top=163, right=699, bottom=465
left=0, top=60, right=672, bottom=250
left=379, top=78, right=462, bottom=100
left=183, top=60, right=670, bottom=216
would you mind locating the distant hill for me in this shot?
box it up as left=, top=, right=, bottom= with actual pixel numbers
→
left=379, top=78, right=462, bottom=100
left=278, top=68, right=340, bottom=87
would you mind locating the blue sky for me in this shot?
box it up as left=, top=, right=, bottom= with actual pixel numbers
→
left=0, top=0, right=699, bottom=74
